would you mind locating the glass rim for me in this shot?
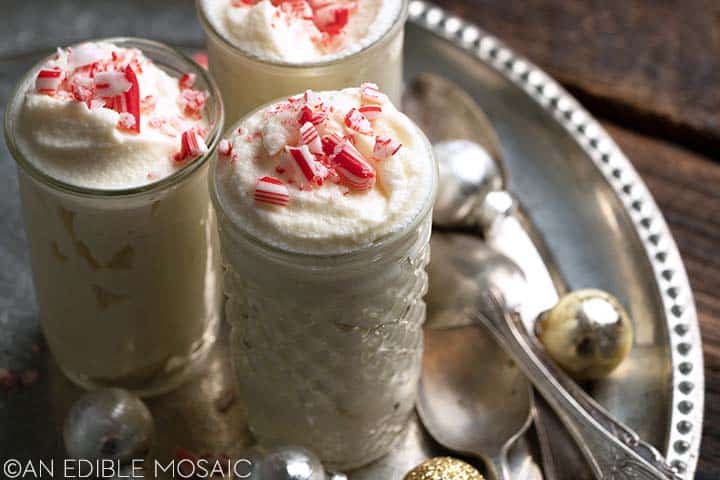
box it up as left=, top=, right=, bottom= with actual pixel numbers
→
left=195, top=0, right=409, bottom=69
left=4, top=37, right=225, bottom=199
left=210, top=97, right=438, bottom=264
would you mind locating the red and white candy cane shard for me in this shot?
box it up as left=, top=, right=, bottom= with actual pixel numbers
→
left=255, top=176, right=289, bottom=207
left=358, top=105, right=382, bottom=120
left=285, top=145, right=328, bottom=186
left=35, top=69, right=64, bottom=94
left=303, top=89, right=321, bottom=106
left=117, top=113, right=137, bottom=131
left=360, top=82, right=386, bottom=104
left=373, top=135, right=402, bottom=160
left=175, top=129, right=208, bottom=162
left=94, top=71, right=132, bottom=98
left=218, top=139, right=233, bottom=157
left=344, top=108, right=373, bottom=135
left=300, top=122, right=323, bottom=155
left=313, top=4, right=350, bottom=35
left=179, top=73, right=196, bottom=90
left=299, top=105, right=328, bottom=126
left=321, top=132, right=344, bottom=157
left=106, top=66, right=141, bottom=133
left=191, top=52, right=209, bottom=69
left=280, top=0, right=313, bottom=19
left=329, top=137, right=376, bottom=190
left=67, top=43, right=106, bottom=70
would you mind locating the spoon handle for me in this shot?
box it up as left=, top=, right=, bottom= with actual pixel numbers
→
left=474, top=290, right=682, bottom=480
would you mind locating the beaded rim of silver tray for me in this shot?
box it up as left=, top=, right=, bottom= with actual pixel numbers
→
left=407, top=1, right=705, bottom=476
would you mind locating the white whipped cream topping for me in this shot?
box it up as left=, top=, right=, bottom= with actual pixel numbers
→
left=213, top=87, right=435, bottom=254
left=200, top=0, right=403, bottom=63
left=16, top=42, right=208, bottom=190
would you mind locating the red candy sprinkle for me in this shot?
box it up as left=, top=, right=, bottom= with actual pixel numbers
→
left=255, top=176, right=290, bottom=206
left=358, top=105, right=382, bottom=120
left=179, top=89, right=207, bottom=119
left=300, top=122, right=323, bottom=154
left=106, top=66, right=141, bottom=133
left=360, top=82, right=386, bottom=104
left=322, top=134, right=376, bottom=190
left=279, top=0, right=313, bottom=19
left=35, top=69, right=64, bottom=94
left=373, top=135, right=402, bottom=160
left=313, top=4, right=350, bottom=35
left=94, top=71, right=132, bottom=98
left=218, top=139, right=233, bottom=157
left=179, top=73, right=197, bottom=90
left=299, top=105, right=328, bottom=126
left=175, top=129, right=208, bottom=162
left=285, top=145, right=328, bottom=187
left=344, top=108, right=373, bottom=135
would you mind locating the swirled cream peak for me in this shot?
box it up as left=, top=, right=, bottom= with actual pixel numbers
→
left=16, top=42, right=210, bottom=189
left=200, top=0, right=402, bottom=62
left=213, top=85, right=434, bottom=254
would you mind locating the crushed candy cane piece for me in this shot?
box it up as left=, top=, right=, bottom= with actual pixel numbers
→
left=118, top=112, right=137, bottom=130
left=299, top=105, right=328, bottom=126
left=218, top=139, right=233, bottom=157
left=323, top=135, right=376, bottom=190
left=344, top=108, right=373, bottom=135
left=313, top=4, right=350, bottom=35
left=300, top=122, right=323, bottom=154
left=67, top=43, right=106, bottom=70
left=175, top=129, right=208, bottom=162
left=179, top=73, right=197, bottom=90
left=280, top=0, right=313, bottom=19
left=35, top=69, right=64, bottom=94
left=285, top=145, right=328, bottom=187
left=179, top=89, right=207, bottom=119
left=373, top=135, right=402, bottom=160
left=360, top=82, right=386, bottom=104
left=106, top=66, right=141, bottom=133
left=94, top=71, right=132, bottom=98
left=358, top=105, right=382, bottom=120
left=255, top=176, right=290, bottom=206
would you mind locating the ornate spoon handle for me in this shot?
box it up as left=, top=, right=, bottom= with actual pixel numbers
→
left=474, top=289, right=681, bottom=480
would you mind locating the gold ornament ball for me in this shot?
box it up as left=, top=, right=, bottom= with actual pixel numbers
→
left=404, top=457, right=484, bottom=480
left=537, top=289, right=633, bottom=381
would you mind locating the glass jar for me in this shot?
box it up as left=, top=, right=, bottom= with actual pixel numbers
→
left=195, top=0, right=409, bottom=124
left=210, top=118, right=437, bottom=469
left=4, top=38, right=225, bottom=397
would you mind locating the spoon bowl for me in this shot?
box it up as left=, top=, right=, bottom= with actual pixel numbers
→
left=421, top=233, right=534, bottom=479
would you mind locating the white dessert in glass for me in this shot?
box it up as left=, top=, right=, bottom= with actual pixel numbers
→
left=196, top=0, right=408, bottom=123
left=211, top=85, right=437, bottom=468
left=4, top=39, right=224, bottom=396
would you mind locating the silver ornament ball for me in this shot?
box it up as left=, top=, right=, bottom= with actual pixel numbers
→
left=63, top=388, right=154, bottom=462
left=537, top=289, right=633, bottom=381
left=257, top=446, right=326, bottom=480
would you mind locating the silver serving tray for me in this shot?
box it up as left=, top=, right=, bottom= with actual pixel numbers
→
left=0, top=1, right=703, bottom=478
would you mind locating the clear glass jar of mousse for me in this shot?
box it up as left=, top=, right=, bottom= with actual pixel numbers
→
left=4, top=38, right=225, bottom=397
left=196, top=0, right=409, bottom=124
left=209, top=113, right=437, bottom=469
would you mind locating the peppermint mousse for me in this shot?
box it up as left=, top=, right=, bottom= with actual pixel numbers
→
left=200, top=0, right=403, bottom=62
left=213, top=84, right=434, bottom=254
left=211, top=84, right=436, bottom=467
left=16, top=42, right=210, bottom=189
left=6, top=40, right=222, bottom=395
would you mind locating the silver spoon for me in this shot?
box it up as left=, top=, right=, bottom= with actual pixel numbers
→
left=422, top=233, right=537, bottom=480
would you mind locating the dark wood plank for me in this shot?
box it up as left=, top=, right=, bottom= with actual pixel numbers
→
left=435, top=0, right=720, bottom=156
left=602, top=122, right=720, bottom=476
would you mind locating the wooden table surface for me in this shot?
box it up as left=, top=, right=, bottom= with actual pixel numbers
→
left=435, top=1, right=719, bottom=477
